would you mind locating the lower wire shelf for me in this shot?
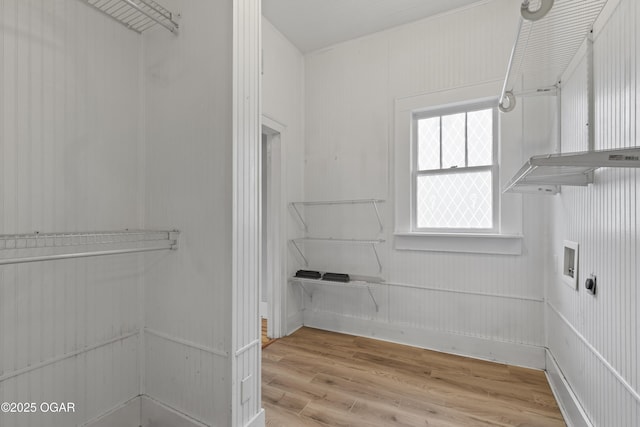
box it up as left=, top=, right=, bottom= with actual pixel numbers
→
left=289, top=276, right=381, bottom=312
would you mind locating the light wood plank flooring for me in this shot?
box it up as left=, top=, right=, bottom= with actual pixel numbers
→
left=262, top=327, right=565, bottom=426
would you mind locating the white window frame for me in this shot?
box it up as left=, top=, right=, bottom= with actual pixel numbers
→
left=393, top=81, right=523, bottom=255
left=411, top=102, right=499, bottom=233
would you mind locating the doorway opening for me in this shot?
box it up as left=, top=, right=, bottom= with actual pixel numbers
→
left=261, top=118, right=286, bottom=345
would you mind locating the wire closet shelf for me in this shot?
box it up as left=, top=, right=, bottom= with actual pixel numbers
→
left=79, top=0, right=179, bottom=34
left=0, top=229, right=179, bottom=265
left=499, top=0, right=608, bottom=112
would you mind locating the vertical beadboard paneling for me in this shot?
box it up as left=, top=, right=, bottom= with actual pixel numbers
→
left=143, top=0, right=234, bottom=424
left=144, top=333, right=223, bottom=425
left=233, top=0, right=262, bottom=425
left=548, top=0, right=640, bottom=424
left=0, top=0, right=144, bottom=425
left=301, top=0, right=546, bottom=367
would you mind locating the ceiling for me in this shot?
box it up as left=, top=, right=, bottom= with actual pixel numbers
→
left=262, top=0, right=483, bottom=53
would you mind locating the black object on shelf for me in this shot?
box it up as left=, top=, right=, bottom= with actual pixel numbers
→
left=295, top=270, right=321, bottom=279
left=322, top=272, right=350, bottom=283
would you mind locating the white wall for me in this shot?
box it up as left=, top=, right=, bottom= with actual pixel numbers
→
left=261, top=18, right=305, bottom=334
left=0, top=0, right=143, bottom=425
left=143, top=0, right=233, bottom=425
left=547, top=0, right=640, bottom=424
left=300, top=0, right=550, bottom=368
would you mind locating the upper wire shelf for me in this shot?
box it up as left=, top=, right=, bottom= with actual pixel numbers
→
left=79, top=0, right=179, bottom=34
left=503, top=147, right=640, bottom=194
left=0, top=229, right=179, bottom=265
left=499, top=0, right=608, bottom=112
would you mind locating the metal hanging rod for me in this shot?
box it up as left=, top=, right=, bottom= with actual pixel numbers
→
left=0, top=230, right=179, bottom=266
left=79, top=0, right=179, bottom=34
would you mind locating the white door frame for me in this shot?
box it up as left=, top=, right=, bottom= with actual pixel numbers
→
left=261, top=115, right=287, bottom=339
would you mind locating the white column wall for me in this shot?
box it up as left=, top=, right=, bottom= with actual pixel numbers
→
left=143, top=0, right=233, bottom=424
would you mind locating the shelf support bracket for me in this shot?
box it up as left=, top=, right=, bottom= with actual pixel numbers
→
left=372, top=200, right=383, bottom=232
left=291, top=240, right=309, bottom=266
left=290, top=203, right=308, bottom=232
left=371, top=243, right=382, bottom=273
left=298, top=282, right=312, bottom=299
left=366, top=286, right=379, bottom=312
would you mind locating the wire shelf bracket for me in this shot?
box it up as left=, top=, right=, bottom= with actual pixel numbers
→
left=290, top=238, right=385, bottom=273
left=79, top=0, right=180, bottom=34
left=0, top=229, right=180, bottom=266
left=290, top=199, right=385, bottom=232
left=290, top=277, right=380, bottom=312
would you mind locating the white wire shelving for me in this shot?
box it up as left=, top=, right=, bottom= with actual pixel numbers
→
left=0, top=229, right=179, bottom=265
left=290, top=237, right=385, bottom=273
left=504, top=147, right=640, bottom=194
left=290, top=276, right=381, bottom=312
left=78, top=0, right=179, bottom=34
left=499, top=0, right=608, bottom=112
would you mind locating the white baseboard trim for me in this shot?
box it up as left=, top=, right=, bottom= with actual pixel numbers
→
left=304, top=311, right=545, bottom=369
left=287, top=311, right=303, bottom=335
left=141, top=395, right=209, bottom=427
left=246, top=408, right=265, bottom=427
left=84, top=396, right=141, bottom=427
left=545, top=350, right=592, bottom=427
left=547, top=302, right=640, bottom=404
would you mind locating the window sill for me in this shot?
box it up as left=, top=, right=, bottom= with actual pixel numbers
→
left=394, top=232, right=523, bottom=255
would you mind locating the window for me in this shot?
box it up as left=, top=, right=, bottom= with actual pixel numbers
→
left=394, top=82, right=522, bottom=254
left=412, top=103, right=498, bottom=232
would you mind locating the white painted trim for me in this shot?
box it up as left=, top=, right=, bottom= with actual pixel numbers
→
left=140, top=395, right=209, bottom=427
left=83, top=396, right=141, bottom=427
left=246, top=408, right=265, bottom=427
left=394, top=232, right=522, bottom=255
left=232, top=1, right=262, bottom=424
left=304, top=312, right=546, bottom=369
left=262, top=115, right=288, bottom=340
left=235, top=339, right=260, bottom=357
left=0, top=331, right=139, bottom=382
left=262, top=114, right=287, bottom=132
left=385, top=280, right=543, bottom=302
left=547, top=302, right=640, bottom=404
left=138, top=31, right=148, bottom=401
left=545, top=350, right=593, bottom=427
left=144, top=328, right=228, bottom=358
left=394, top=80, right=524, bottom=243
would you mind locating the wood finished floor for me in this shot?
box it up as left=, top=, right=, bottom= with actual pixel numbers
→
left=262, top=327, right=565, bottom=426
